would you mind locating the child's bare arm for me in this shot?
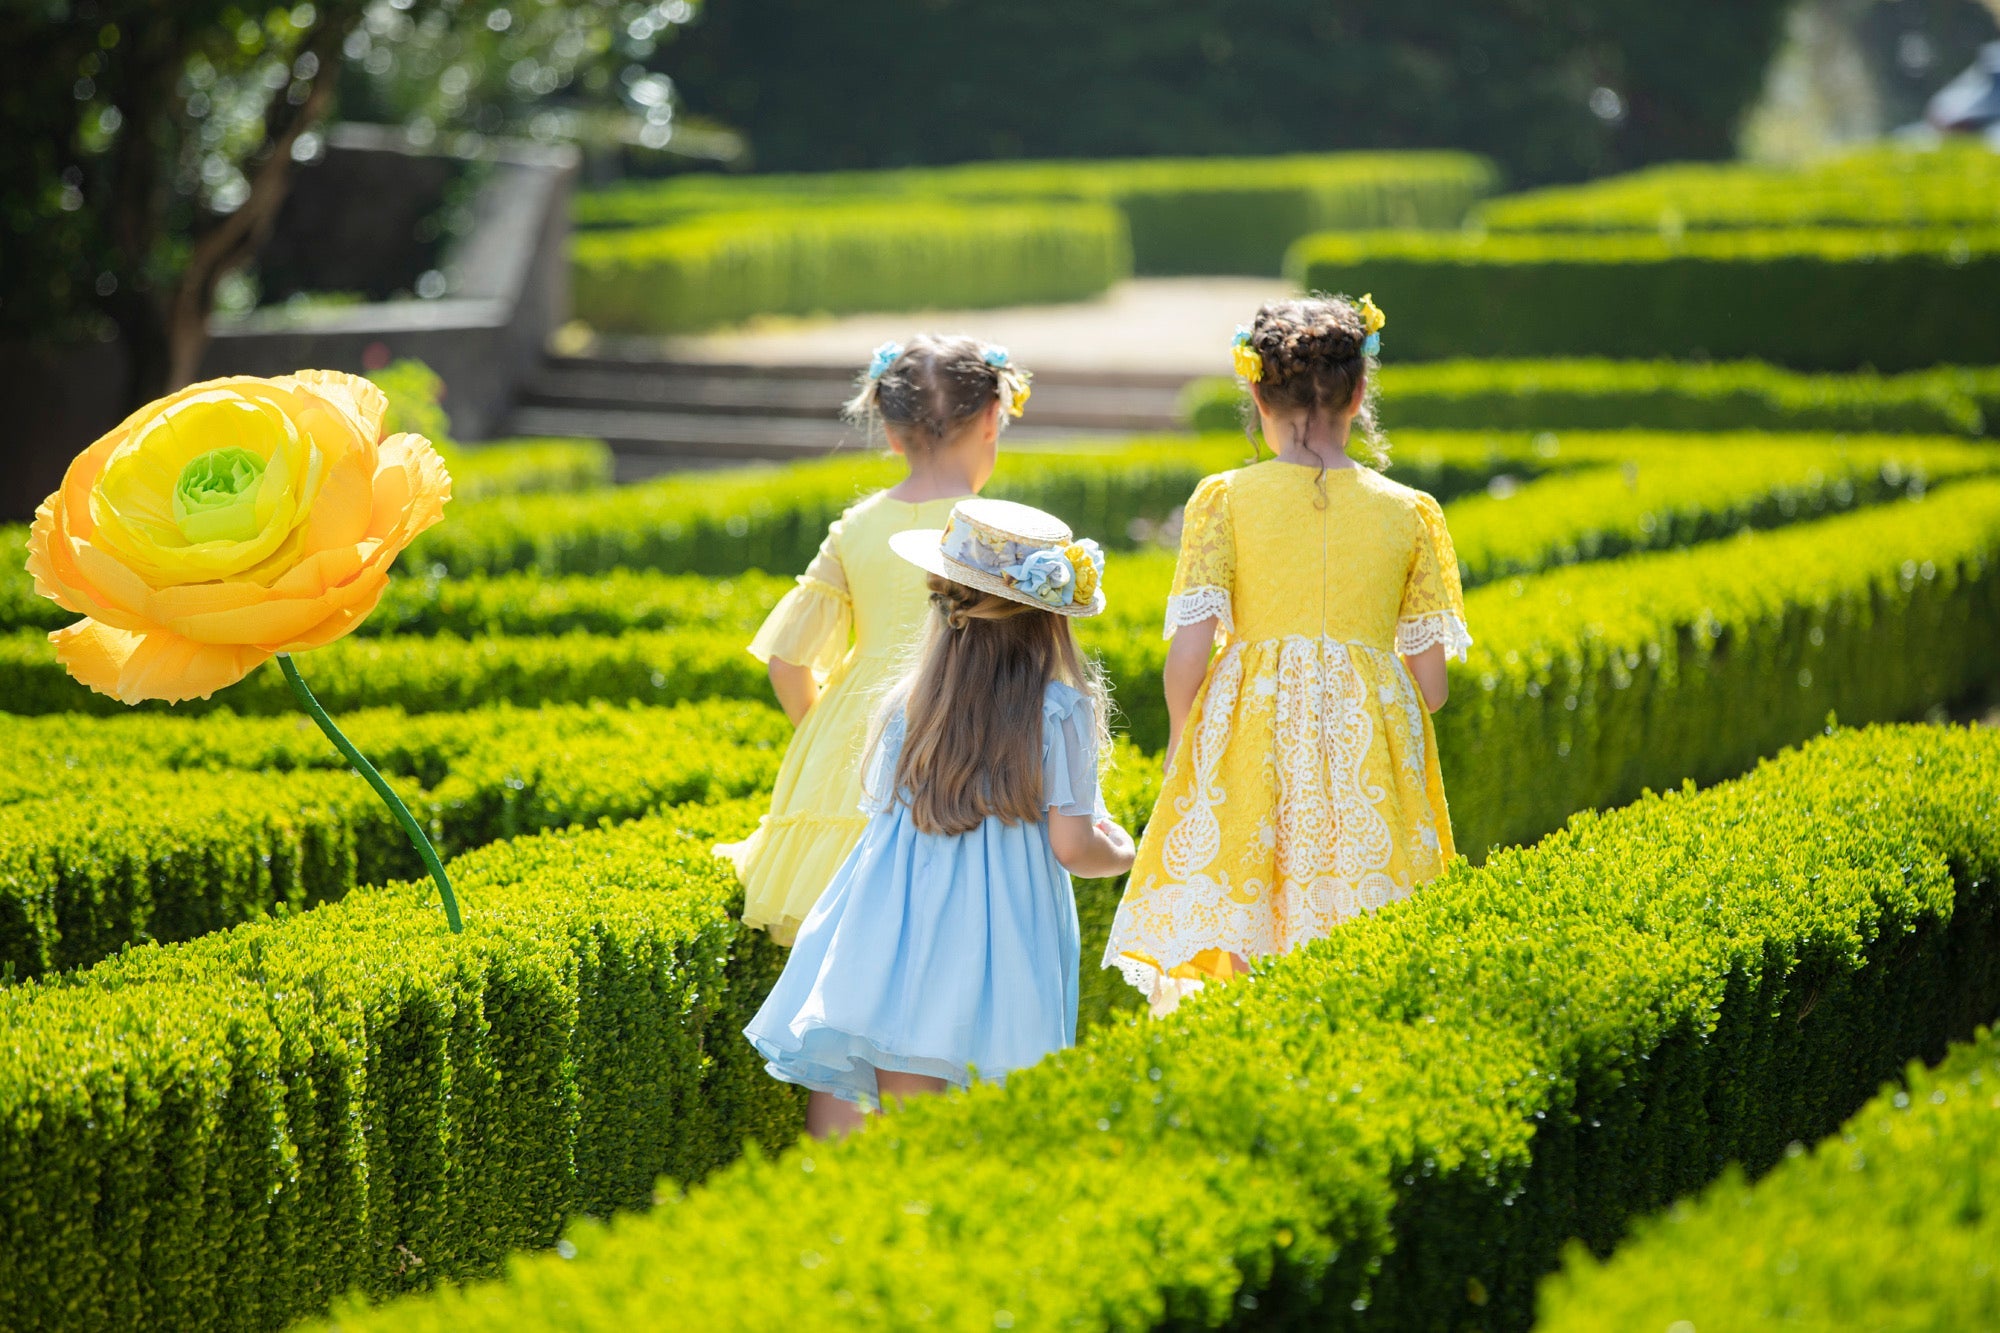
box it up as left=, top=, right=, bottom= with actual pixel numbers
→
left=1402, top=643, right=1449, bottom=712
left=1048, top=812, right=1136, bottom=879
left=1162, top=619, right=1217, bottom=761
left=768, top=658, right=820, bottom=726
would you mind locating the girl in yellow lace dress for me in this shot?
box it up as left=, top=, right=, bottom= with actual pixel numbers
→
left=719, top=336, right=1033, bottom=943
left=1104, top=295, right=1469, bottom=1013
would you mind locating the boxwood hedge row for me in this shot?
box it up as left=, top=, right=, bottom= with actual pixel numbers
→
left=312, top=721, right=2000, bottom=1333
left=1181, top=361, right=2000, bottom=438
left=0, top=799, right=801, bottom=1333
left=390, top=434, right=1556, bottom=581
left=1535, top=1023, right=2000, bottom=1332
left=0, top=747, right=1168, bottom=1332
left=572, top=202, right=1132, bottom=335
left=1475, top=140, right=2000, bottom=235
left=573, top=151, right=1497, bottom=276
left=7, top=436, right=1984, bottom=720
left=12, top=432, right=1959, bottom=641
left=1287, top=227, right=2000, bottom=371
left=0, top=701, right=787, bottom=980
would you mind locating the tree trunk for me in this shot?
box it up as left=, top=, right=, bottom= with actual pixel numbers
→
left=161, top=21, right=346, bottom=391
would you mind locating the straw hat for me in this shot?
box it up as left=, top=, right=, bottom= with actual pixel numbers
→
left=889, top=497, right=1106, bottom=617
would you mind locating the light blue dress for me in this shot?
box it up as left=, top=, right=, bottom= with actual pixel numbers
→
left=745, top=680, right=1102, bottom=1106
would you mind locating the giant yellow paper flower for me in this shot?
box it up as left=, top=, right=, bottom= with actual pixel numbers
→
left=26, top=371, right=450, bottom=704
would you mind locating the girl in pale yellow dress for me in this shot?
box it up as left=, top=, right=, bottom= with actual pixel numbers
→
left=1103, top=295, right=1469, bottom=1013
left=720, top=336, right=1033, bottom=944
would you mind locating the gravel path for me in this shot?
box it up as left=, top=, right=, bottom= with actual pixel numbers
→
left=647, top=277, right=1295, bottom=375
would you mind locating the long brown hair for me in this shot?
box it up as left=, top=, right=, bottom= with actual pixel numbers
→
left=876, top=575, right=1109, bottom=836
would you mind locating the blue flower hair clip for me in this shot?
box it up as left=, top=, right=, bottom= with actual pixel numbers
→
left=982, top=346, right=1012, bottom=368
left=1362, top=332, right=1381, bottom=356
left=868, top=341, right=904, bottom=381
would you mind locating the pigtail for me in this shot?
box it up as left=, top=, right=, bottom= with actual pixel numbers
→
left=841, top=340, right=904, bottom=426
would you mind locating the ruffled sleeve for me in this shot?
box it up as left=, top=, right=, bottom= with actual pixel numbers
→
left=859, top=697, right=909, bottom=817
left=1397, top=494, right=1472, bottom=662
left=1162, top=473, right=1234, bottom=640
left=747, top=516, right=852, bottom=678
left=1040, top=684, right=1104, bottom=818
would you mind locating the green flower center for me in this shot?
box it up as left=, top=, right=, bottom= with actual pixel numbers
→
left=173, top=446, right=268, bottom=543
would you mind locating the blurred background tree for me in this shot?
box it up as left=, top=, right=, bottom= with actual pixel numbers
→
left=0, top=0, right=692, bottom=407
left=663, top=0, right=1796, bottom=183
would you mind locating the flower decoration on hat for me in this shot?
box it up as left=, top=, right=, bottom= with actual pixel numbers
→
left=1063, top=539, right=1105, bottom=603
left=1357, top=293, right=1386, bottom=356
left=1231, top=327, right=1263, bottom=383
left=868, top=341, right=904, bottom=381
left=1009, top=548, right=1077, bottom=607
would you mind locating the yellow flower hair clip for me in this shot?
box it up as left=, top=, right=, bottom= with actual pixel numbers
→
left=1009, top=375, right=1032, bottom=418
left=1231, top=327, right=1263, bottom=383
left=1357, top=293, right=1386, bottom=355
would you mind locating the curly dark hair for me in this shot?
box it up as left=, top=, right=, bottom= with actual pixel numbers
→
left=1239, top=294, right=1385, bottom=468
left=841, top=334, right=1027, bottom=446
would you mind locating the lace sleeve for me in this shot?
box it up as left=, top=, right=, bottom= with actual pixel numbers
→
left=1163, top=473, right=1234, bottom=640
left=747, top=518, right=852, bottom=677
left=1397, top=494, right=1471, bottom=662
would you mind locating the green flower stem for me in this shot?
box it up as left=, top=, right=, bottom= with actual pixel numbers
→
left=276, top=652, right=464, bottom=933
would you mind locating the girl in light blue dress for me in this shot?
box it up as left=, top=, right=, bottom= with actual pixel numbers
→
left=746, top=497, right=1138, bottom=1138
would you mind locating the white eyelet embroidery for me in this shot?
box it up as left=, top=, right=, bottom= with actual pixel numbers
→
left=1163, top=586, right=1234, bottom=640
left=1396, top=611, right=1472, bottom=662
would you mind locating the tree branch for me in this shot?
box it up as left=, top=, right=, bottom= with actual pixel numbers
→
left=164, top=19, right=349, bottom=387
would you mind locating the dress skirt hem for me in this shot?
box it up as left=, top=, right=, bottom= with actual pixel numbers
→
left=748, top=1022, right=980, bottom=1107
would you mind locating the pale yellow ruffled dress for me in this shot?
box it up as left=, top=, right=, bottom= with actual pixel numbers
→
left=1103, top=461, right=1470, bottom=1004
left=719, top=491, right=963, bottom=944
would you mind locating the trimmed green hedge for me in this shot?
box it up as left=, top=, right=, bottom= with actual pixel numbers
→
left=0, top=800, right=802, bottom=1332
left=1181, top=361, right=2000, bottom=437
left=393, top=435, right=1556, bottom=581
left=444, top=438, right=614, bottom=503
left=393, top=431, right=1772, bottom=584
left=14, top=436, right=1983, bottom=722
left=572, top=202, right=1132, bottom=335
left=0, top=701, right=787, bottom=979
left=1537, top=1022, right=2000, bottom=1332
left=1478, top=140, right=2000, bottom=235
left=1287, top=227, right=2000, bottom=371
left=367, top=357, right=612, bottom=501
left=311, top=721, right=2000, bottom=1333
left=575, top=152, right=1498, bottom=276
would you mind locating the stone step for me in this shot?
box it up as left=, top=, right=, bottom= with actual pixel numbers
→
left=515, top=355, right=1192, bottom=429
left=504, top=404, right=1111, bottom=466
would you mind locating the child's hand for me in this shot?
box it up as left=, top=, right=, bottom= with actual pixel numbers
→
left=1098, top=818, right=1137, bottom=872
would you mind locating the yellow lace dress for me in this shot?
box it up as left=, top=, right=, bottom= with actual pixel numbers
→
left=1103, top=461, right=1470, bottom=1005
left=718, top=491, right=963, bottom=944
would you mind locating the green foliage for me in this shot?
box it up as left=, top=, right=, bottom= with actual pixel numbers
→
left=1478, top=140, right=2000, bottom=234
left=1438, top=480, right=2000, bottom=856
left=0, top=800, right=804, bottom=1332
left=1181, top=361, right=2000, bottom=437
left=444, top=438, right=616, bottom=503
left=303, top=722, right=2000, bottom=1332
left=1536, top=1025, right=2000, bottom=1332
left=571, top=202, right=1132, bottom=334
left=367, top=360, right=458, bottom=449
left=366, top=357, right=614, bottom=501
left=665, top=0, right=1791, bottom=185
left=576, top=153, right=1498, bottom=276
left=1288, top=228, right=2000, bottom=371
left=0, top=701, right=788, bottom=978
left=392, top=434, right=1566, bottom=581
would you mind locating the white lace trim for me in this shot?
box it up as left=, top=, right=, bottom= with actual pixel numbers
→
left=1163, top=586, right=1234, bottom=640
left=1396, top=611, right=1472, bottom=662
